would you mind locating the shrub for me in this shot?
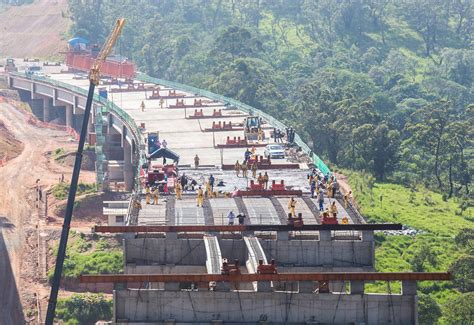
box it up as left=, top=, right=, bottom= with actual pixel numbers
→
left=56, top=293, right=112, bottom=324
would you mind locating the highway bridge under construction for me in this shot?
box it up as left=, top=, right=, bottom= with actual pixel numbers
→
left=6, top=59, right=451, bottom=324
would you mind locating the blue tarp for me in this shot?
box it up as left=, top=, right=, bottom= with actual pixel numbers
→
left=68, top=37, right=89, bottom=46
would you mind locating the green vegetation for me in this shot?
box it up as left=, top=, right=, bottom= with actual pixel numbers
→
left=48, top=231, right=123, bottom=283
left=67, top=1, right=473, bottom=323
left=56, top=293, right=112, bottom=325
left=53, top=147, right=66, bottom=161
left=51, top=182, right=97, bottom=200
left=345, top=170, right=473, bottom=324
left=69, top=0, right=473, bottom=197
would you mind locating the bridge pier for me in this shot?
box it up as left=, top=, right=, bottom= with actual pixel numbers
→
left=42, top=97, right=51, bottom=122
left=66, top=104, right=73, bottom=128
left=123, top=140, right=133, bottom=192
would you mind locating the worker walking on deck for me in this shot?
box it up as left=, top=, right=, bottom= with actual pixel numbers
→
left=152, top=187, right=159, bottom=205
left=160, top=98, right=164, bottom=108
left=194, top=154, right=200, bottom=169
left=234, top=160, right=241, bottom=177
left=227, top=210, right=236, bottom=225
left=263, top=172, right=269, bottom=189
left=257, top=173, right=264, bottom=187
left=288, top=197, right=297, bottom=217
left=140, top=101, right=146, bottom=112
left=344, top=191, right=352, bottom=208
left=205, top=181, right=212, bottom=198
left=330, top=201, right=338, bottom=218
left=318, top=190, right=325, bottom=212
left=197, top=186, right=204, bottom=207
left=145, top=185, right=151, bottom=205
left=251, top=161, right=258, bottom=178
left=209, top=174, right=215, bottom=192
left=241, top=162, right=248, bottom=178
left=258, top=128, right=263, bottom=142
left=175, top=182, right=182, bottom=200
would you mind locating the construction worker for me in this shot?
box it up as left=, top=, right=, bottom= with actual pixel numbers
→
left=175, top=182, right=182, bottom=200
left=152, top=187, right=159, bottom=205
left=227, top=210, right=236, bottom=225
left=133, top=199, right=142, bottom=211
left=318, top=190, right=325, bottom=212
left=288, top=197, right=297, bottom=217
left=241, top=162, right=248, bottom=178
left=330, top=201, right=338, bottom=218
left=251, top=161, right=258, bottom=178
left=140, top=101, right=145, bottom=112
left=209, top=174, right=215, bottom=192
left=145, top=185, right=151, bottom=205
left=197, top=186, right=204, bottom=207
left=194, top=154, right=200, bottom=169
left=344, top=191, right=352, bottom=208
left=257, top=173, right=264, bottom=186
left=263, top=172, right=269, bottom=189
left=160, top=98, right=164, bottom=108
left=342, top=216, right=349, bottom=224
left=234, top=160, right=241, bottom=177
left=257, top=128, right=263, bottom=142
left=205, top=181, right=212, bottom=198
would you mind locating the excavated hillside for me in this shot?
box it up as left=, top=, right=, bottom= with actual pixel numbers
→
left=0, top=0, right=70, bottom=58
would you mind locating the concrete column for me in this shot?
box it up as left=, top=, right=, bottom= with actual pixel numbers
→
left=257, top=281, right=272, bottom=292
left=214, top=281, right=231, bottom=292
left=42, top=97, right=50, bottom=122
left=123, top=140, right=133, bottom=192
left=164, top=282, right=180, bottom=291
left=299, top=281, right=314, bottom=293
left=66, top=104, right=73, bottom=128
left=277, top=231, right=289, bottom=241
left=350, top=281, right=365, bottom=294
left=319, top=230, right=331, bottom=241
left=363, top=230, right=375, bottom=267
left=402, top=281, right=417, bottom=295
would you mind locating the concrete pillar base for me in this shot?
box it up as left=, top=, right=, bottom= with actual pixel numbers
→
left=319, top=230, right=331, bottom=241
left=277, top=231, right=289, bottom=241
left=164, top=282, right=180, bottom=291
left=257, top=281, right=272, bottom=292
left=402, top=281, right=417, bottom=295
left=350, top=281, right=365, bottom=294
left=214, top=281, right=231, bottom=292
left=299, top=281, right=314, bottom=293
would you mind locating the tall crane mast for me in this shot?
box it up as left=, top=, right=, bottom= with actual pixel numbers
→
left=45, top=18, right=126, bottom=325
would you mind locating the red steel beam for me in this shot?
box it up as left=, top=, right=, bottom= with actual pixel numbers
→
left=94, top=223, right=403, bottom=233
left=80, top=272, right=452, bottom=283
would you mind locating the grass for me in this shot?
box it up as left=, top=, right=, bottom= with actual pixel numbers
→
left=343, top=169, right=473, bottom=323
left=51, top=182, right=97, bottom=200
left=48, top=231, right=123, bottom=283
left=345, top=170, right=472, bottom=236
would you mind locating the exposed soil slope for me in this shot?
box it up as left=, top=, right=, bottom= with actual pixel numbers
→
left=0, top=119, right=24, bottom=161
left=0, top=0, right=70, bottom=58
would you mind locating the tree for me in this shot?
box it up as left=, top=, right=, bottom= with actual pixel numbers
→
left=371, top=124, right=400, bottom=180
left=410, top=242, right=437, bottom=272
left=449, top=255, right=474, bottom=292
left=443, top=292, right=474, bottom=325
left=418, top=293, right=442, bottom=325
left=455, top=228, right=474, bottom=251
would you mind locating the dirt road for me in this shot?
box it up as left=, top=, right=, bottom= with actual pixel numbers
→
left=0, top=102, right=91, bottom=323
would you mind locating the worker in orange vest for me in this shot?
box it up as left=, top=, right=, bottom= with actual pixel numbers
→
left=257, top=128, right=264, bottom=142
left=234, top=160, right=241, bottom=177
left=152, top=187, right=159, bottom=205
left=196, top=186, right=204, bottom=207
left=288, top=197, right=297, bottom=217
left=263, top=172, right=269, bottom=189
left=175, top=182, right=182, bottom=200
left=145, top=185, right=151, bottom=205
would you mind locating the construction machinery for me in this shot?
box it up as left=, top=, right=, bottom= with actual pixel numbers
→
left=45, top=18, right=126, bottom=325
left=244, top=115, right=262, bottom=141
left=4, top=58, right=17, bottom=72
